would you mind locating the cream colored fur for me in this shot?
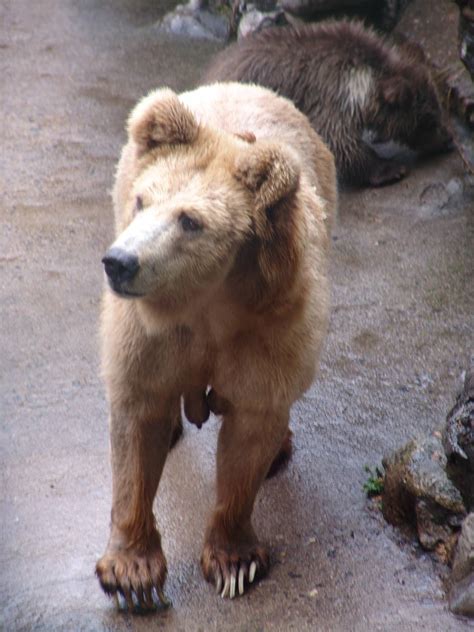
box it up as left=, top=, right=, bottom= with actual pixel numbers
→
left=97, top=82, right=337, bottom=608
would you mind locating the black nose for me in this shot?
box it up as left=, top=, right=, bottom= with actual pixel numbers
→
left=437, top=127, right=454, bottom=153
left=442, top=134, right=455, bottom=153
left=102, top=248, right=140, bottom=285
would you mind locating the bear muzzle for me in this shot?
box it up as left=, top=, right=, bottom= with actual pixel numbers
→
left=102, top=247, right=141, bottom=297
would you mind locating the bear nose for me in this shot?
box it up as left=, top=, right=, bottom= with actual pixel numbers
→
left=441, top=132, right=454, bottom=153
left=102, top=248, right=140, bottom=285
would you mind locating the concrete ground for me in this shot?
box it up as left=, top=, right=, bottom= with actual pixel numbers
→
left=0, top=1, right=472, bottom=630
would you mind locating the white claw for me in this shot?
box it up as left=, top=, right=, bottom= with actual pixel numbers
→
left=156, top=588, right=171, bottom=608
left=249, top=561, right=257, bottom=583
left=238, top=568, right=245, bottom=595
left=230, top=573, right=236, bottom=599
left=215, top=572, right=222, bottom=594
left=221, top=576, right=230, bottom=598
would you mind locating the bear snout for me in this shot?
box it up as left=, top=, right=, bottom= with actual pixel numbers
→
left=434, top=127, right=454, bottom=154
left=102, top=247, right=140, bottom=291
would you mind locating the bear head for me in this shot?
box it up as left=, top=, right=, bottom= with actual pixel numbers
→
left=365, top=58, right=452, bottom=158
left=102, top=89, right=303, bottom=314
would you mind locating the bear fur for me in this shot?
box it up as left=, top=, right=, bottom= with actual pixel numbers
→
left=203, top=20, right=453, bottom=187
left=96, top=82, right=336, bottom=609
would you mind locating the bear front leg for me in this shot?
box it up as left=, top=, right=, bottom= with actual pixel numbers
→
left=341, top=141, right=407, bottom=187
left=96, top=400, right=174, bottom=611
left=201, top=408, right=289, bottom=599
left=366, top=154, right=407, bottom=187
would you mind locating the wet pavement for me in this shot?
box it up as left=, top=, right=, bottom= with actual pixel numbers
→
left=1, top=1, right=473, bottom=630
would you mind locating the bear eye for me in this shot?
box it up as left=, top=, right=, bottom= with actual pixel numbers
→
left=135, top=195, right=144, bottom=212
left=419, top=114, right=435, bottom=130
left=179, top=212, right=202, bottom=233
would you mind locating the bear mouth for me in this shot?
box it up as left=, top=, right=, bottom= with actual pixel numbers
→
left=107, top=282, right=146, bottom=299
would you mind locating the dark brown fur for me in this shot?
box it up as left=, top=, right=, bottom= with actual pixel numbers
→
left=203, top=20, right=452, bottom=187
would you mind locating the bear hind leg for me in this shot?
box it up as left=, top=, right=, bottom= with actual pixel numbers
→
left=169, top=406, right=184, bottom=450
left=266, top=427, right=293, bottom=478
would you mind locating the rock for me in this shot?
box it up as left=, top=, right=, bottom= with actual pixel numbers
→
left=156, top=1, right=286, bottom=41
left=415, top=499, right=463, bottom=552
left=419, top=182, right=450, bottom=213
left=444, top=364, right=474, bottom=513
left=382, top=367, right=474, bottom=580
left=238, top=5, right=288, bottom=39
left=457, top=0, right=474, bottom=80
left=281, top=0, right=412, bottom=29
left=281, top=0, right=366, bottom=18
left=450, top=575, right=474, bottom=617
left=444, top=365, right=474, bottom=465
left=449, top=512, right=474, bottom=617
left=378, top=0, right=413, bottom=28
left=382, top=434, right=466, bottom=548
left=452, top=513, right=474, bottom=583
left=251, top=0, right=280, bottom=10
left=417, top=175, right=474, bottom=218
left=156, top=1, right=230, bottom=41
left=157, top=0, right=413, bottom=42
left=443, top=62, right=474, bottom=130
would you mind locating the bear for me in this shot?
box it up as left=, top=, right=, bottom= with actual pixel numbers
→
left=95, top=82, right=336, bottom=610
left=203, top=20, right=453, bottom=187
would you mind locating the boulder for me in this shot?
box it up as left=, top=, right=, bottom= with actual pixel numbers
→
left=444, top=365, right=474, bottom=511
left=156, top=1, right=230, bottom=41
left=449, top=512, right=474, bottom=617
left=382, top=433, right=466, bottom=551
left=457, top=0, right=474, bottom=80
left=281, top=0, right=368, bottom=17
left=281, top=0, right=412, bottom=29
left=238, top=5, right=288, bottom=39
left=443, top=365, right=474, bottom=466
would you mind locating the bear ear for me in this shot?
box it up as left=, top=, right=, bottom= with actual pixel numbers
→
left=380, top=77, right=414, bottom=108
left=233, top=141, right=300, bottom=214
left=234, top=130, right=256, bottom=144
left=128, top=88, right=199, bottom=156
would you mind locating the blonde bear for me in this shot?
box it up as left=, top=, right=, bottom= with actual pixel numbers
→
left=96, top=82, right=336, bottom=610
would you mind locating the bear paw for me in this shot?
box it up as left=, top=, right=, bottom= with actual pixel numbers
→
left=368, top=160, right=407, bottom=187
left=201, top=540, right=269, bottom=599
left=96, top=535, right=170, bottom=612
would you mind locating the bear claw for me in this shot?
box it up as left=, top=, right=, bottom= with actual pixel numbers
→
left=222, top=575, right=230, bottom=599
left=156, top=587, right=171, bottom=608
left=96, top=539, right=170, bottom=612
left=107, top=585, right=170, bottom=612
left=223, top=560, right=256, bottom=598
left=238, top=568, right=245, bottom=595
left=210, top=553, right=264, bottom=599
left=249, top=560, right=257, bottom=583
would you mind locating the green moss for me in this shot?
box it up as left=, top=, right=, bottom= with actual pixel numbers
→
left=363, top=464, right=385, bottom=497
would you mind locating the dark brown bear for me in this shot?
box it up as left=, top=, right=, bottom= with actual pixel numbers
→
left=203, top=20, right=453, bottom=187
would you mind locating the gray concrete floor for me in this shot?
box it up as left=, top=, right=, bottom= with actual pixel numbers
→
left=1, top=1, right=473, bottom=630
